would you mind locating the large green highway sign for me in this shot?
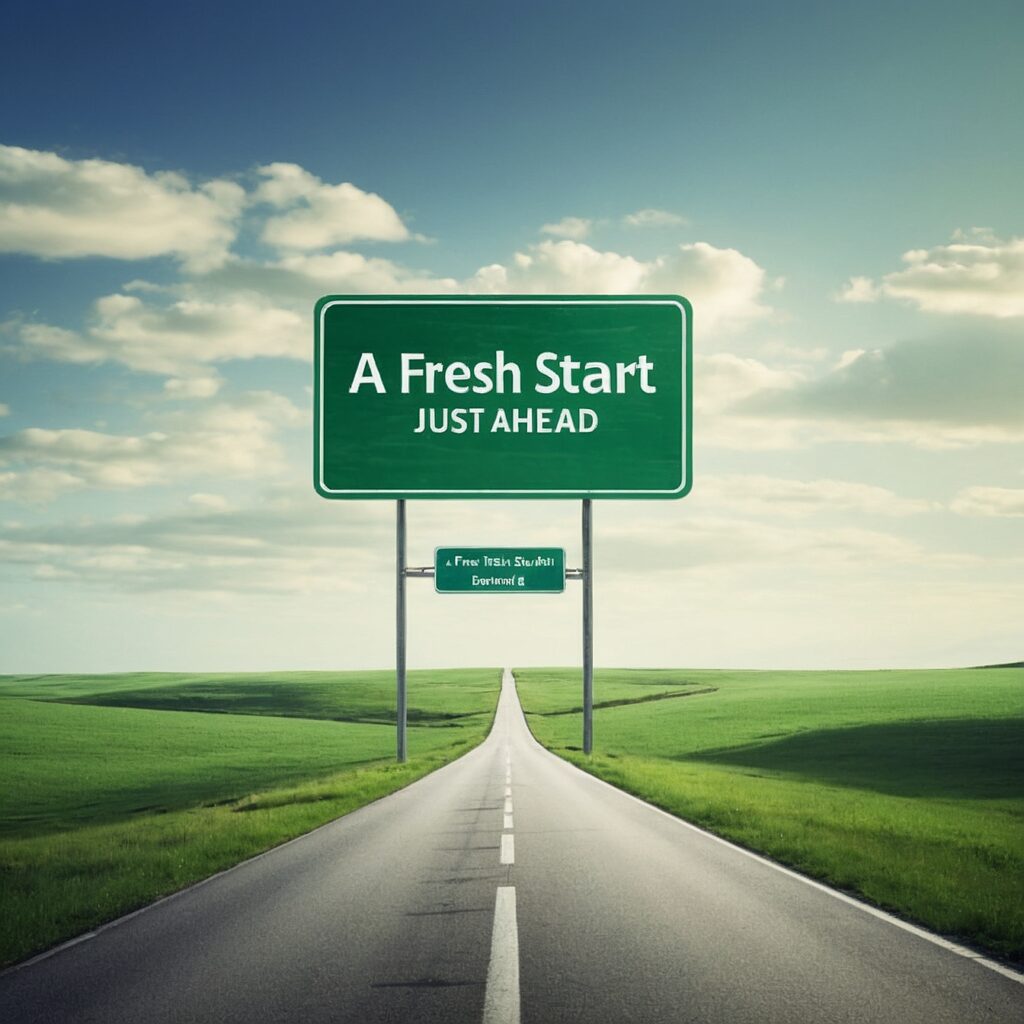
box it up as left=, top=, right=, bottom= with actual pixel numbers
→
left=314, top=295, right=691, bottom=499
left=435, top=547, right=565, bottom=593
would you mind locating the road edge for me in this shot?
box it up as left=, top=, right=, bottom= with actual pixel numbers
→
left=509, top=670, right=1024, bottom=986
left=1, top=710, right=500, bottom=979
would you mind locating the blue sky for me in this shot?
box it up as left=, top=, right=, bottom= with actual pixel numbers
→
left=1, top=1, right=1022, bottom=671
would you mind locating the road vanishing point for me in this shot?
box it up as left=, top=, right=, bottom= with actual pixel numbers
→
left=2, top=670, right=1022, bottom=1023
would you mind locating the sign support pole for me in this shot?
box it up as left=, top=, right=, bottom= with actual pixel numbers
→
left=396, top=499, right=408, bottom=763
left=582, top=498, right=593, bottom=755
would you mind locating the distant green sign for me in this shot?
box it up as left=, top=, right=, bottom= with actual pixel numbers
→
left=435, top=547, right=565, bottom=593
left=314, top=295, right=691, bottom=499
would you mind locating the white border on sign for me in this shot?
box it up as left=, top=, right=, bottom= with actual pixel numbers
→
left=317, top=298, right=689, bottom=496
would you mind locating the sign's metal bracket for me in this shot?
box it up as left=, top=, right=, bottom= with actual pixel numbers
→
left=405, top=566, right=581, bottom=580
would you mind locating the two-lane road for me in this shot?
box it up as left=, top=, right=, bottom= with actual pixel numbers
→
left=2, top=670, right=1021, bottom=1022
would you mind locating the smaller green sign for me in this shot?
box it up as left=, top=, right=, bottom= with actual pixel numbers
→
left=435, top=547, right=565, bottom=594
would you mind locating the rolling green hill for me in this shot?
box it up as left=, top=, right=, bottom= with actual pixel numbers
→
left=516, top=667, right=1024, bottom=961
left=0, top=668, right=500, bottom=966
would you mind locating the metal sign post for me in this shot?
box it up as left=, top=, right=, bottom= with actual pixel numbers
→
left=582, top=499, right=593, bottom=755
left=396, top=499, right=407, bottom=763
left=315, top=294, right=692, bottom=762
left=398, top=502, right=595, bottom=757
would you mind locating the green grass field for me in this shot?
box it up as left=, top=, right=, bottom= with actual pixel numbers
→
left=0, top=669, right=499, bottom=967
left=515, top=667, right=1024, bottom=962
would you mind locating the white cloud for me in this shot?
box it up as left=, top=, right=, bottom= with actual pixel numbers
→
left=951, top=226, right=998, bottom=244
left=468, top=239, right=772, bottom=332
left=163, top=376, right=223, bottom=399
left=6, top=227, right=774, bottom=382
left=757, top=339, right=827, bottom=364
left=842, top=231, right=1024, bottom=317
left=470, top=239, right=646, bottom=293
left=0, top=392, right=303, bottom=502
left=272, top=250, right=458, bottom=294
left=540, top=217, right=592, bottom=240
left=951, top=486, right=1024, bottom=517
left=187, top=236, right=774, bottom=336
left=623, top=208, right=687, bottom=228
left=690, top=326, right=1024, bottom=452
left=0, top=487, right=955, bottom=598
left=694, top=352, right=807, bottom=449
left=592, top=503, right=964, bottom=577
left=698, top=352, right=801, bottom=412
left=0, top=403, right=9, bottom=417
left=0, top=493, right=392, bottom=593
left=255, top=163, right=411, bottom=251
left=188, top=492, right=230, bottom=510
left=745, top=330, right=1024, bottom=429
left=836, top=276, right=879, bottom=303
left=0, top=144, right=244, bottom=270
left=835, top=349, right=865, bottom=369
left=696, top=475, right=934, bottom=518
left=1, top=491, right=1016, bottom=675
left=0, top=469, right=84, bottom=503
left=9, top=293, right=307, bottom=376
left=7, top=322, right=85, bottom=363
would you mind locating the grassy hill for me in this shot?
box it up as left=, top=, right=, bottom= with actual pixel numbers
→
left=0, top=668, right=499, bottom=967
left=516, top=666, right=1024, bottom=962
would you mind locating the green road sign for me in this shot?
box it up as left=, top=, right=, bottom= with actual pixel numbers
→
left=435, top=547, right=565, bottom=593
left=314, top=295, right=691, bottom=499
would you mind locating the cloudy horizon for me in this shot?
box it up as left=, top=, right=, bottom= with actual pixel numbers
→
left=1, top=2, right=1021, bottom=672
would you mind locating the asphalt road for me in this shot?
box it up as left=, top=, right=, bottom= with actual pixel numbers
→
left=2, top=669, right=1022, bottom=1023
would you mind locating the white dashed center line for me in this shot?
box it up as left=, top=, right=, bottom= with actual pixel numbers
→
left=500, top=833, right=515, bottom=865
left=482, top=886, right=520, bottom=1024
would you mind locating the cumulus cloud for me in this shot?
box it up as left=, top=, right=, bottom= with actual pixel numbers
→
left=590, top=504, right=958, bottom=578
left=163, top=376, right=223, bottom=399
left=836, top=276, right=879, bottom=303
left=0, top=486, right=955, bottom=598
left=540, top=217, right=592, bottom=240
left=951, top=486, right=1024, bottom=517
left=838, top=231, right=1024, bottom=317
left=0, top=392, right=303, bottom=502
left=8, top=293, right=307, bottom=376
left=0, top=494, right=392, bottom=593
left=255, top=162, right=411, bottom=251
left=623, top=208, right=687, bottom=228
left=4, top=248, right=460, bottom=378
left=720, top=326, right=1024, bottom=449
left=698, top=353, right=801, bottom=412
left=697, top=475, right=934, bottom=518
left=272, top=251, right=457, bottom=294
left=468, top=239, right=772, bottom=331
left=189, top=237, right=774, bottom=335
left=745, top=329, right=1024, bottom=427
left=0, top=144, right=244, bottom=270
left=0, top=469, right=83, bottom=503
left=179, top=251, right=456, bottom=308
left=471, top=239, right=647, bottom=293
left=188, top=492, right=230, bottom=510
left=687, top=326, right=1024, bottom=452
left=691, top=352, right=809, bottom=449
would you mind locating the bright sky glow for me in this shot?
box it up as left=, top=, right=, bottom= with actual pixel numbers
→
left=1, top=1, right=1022, bottom=671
